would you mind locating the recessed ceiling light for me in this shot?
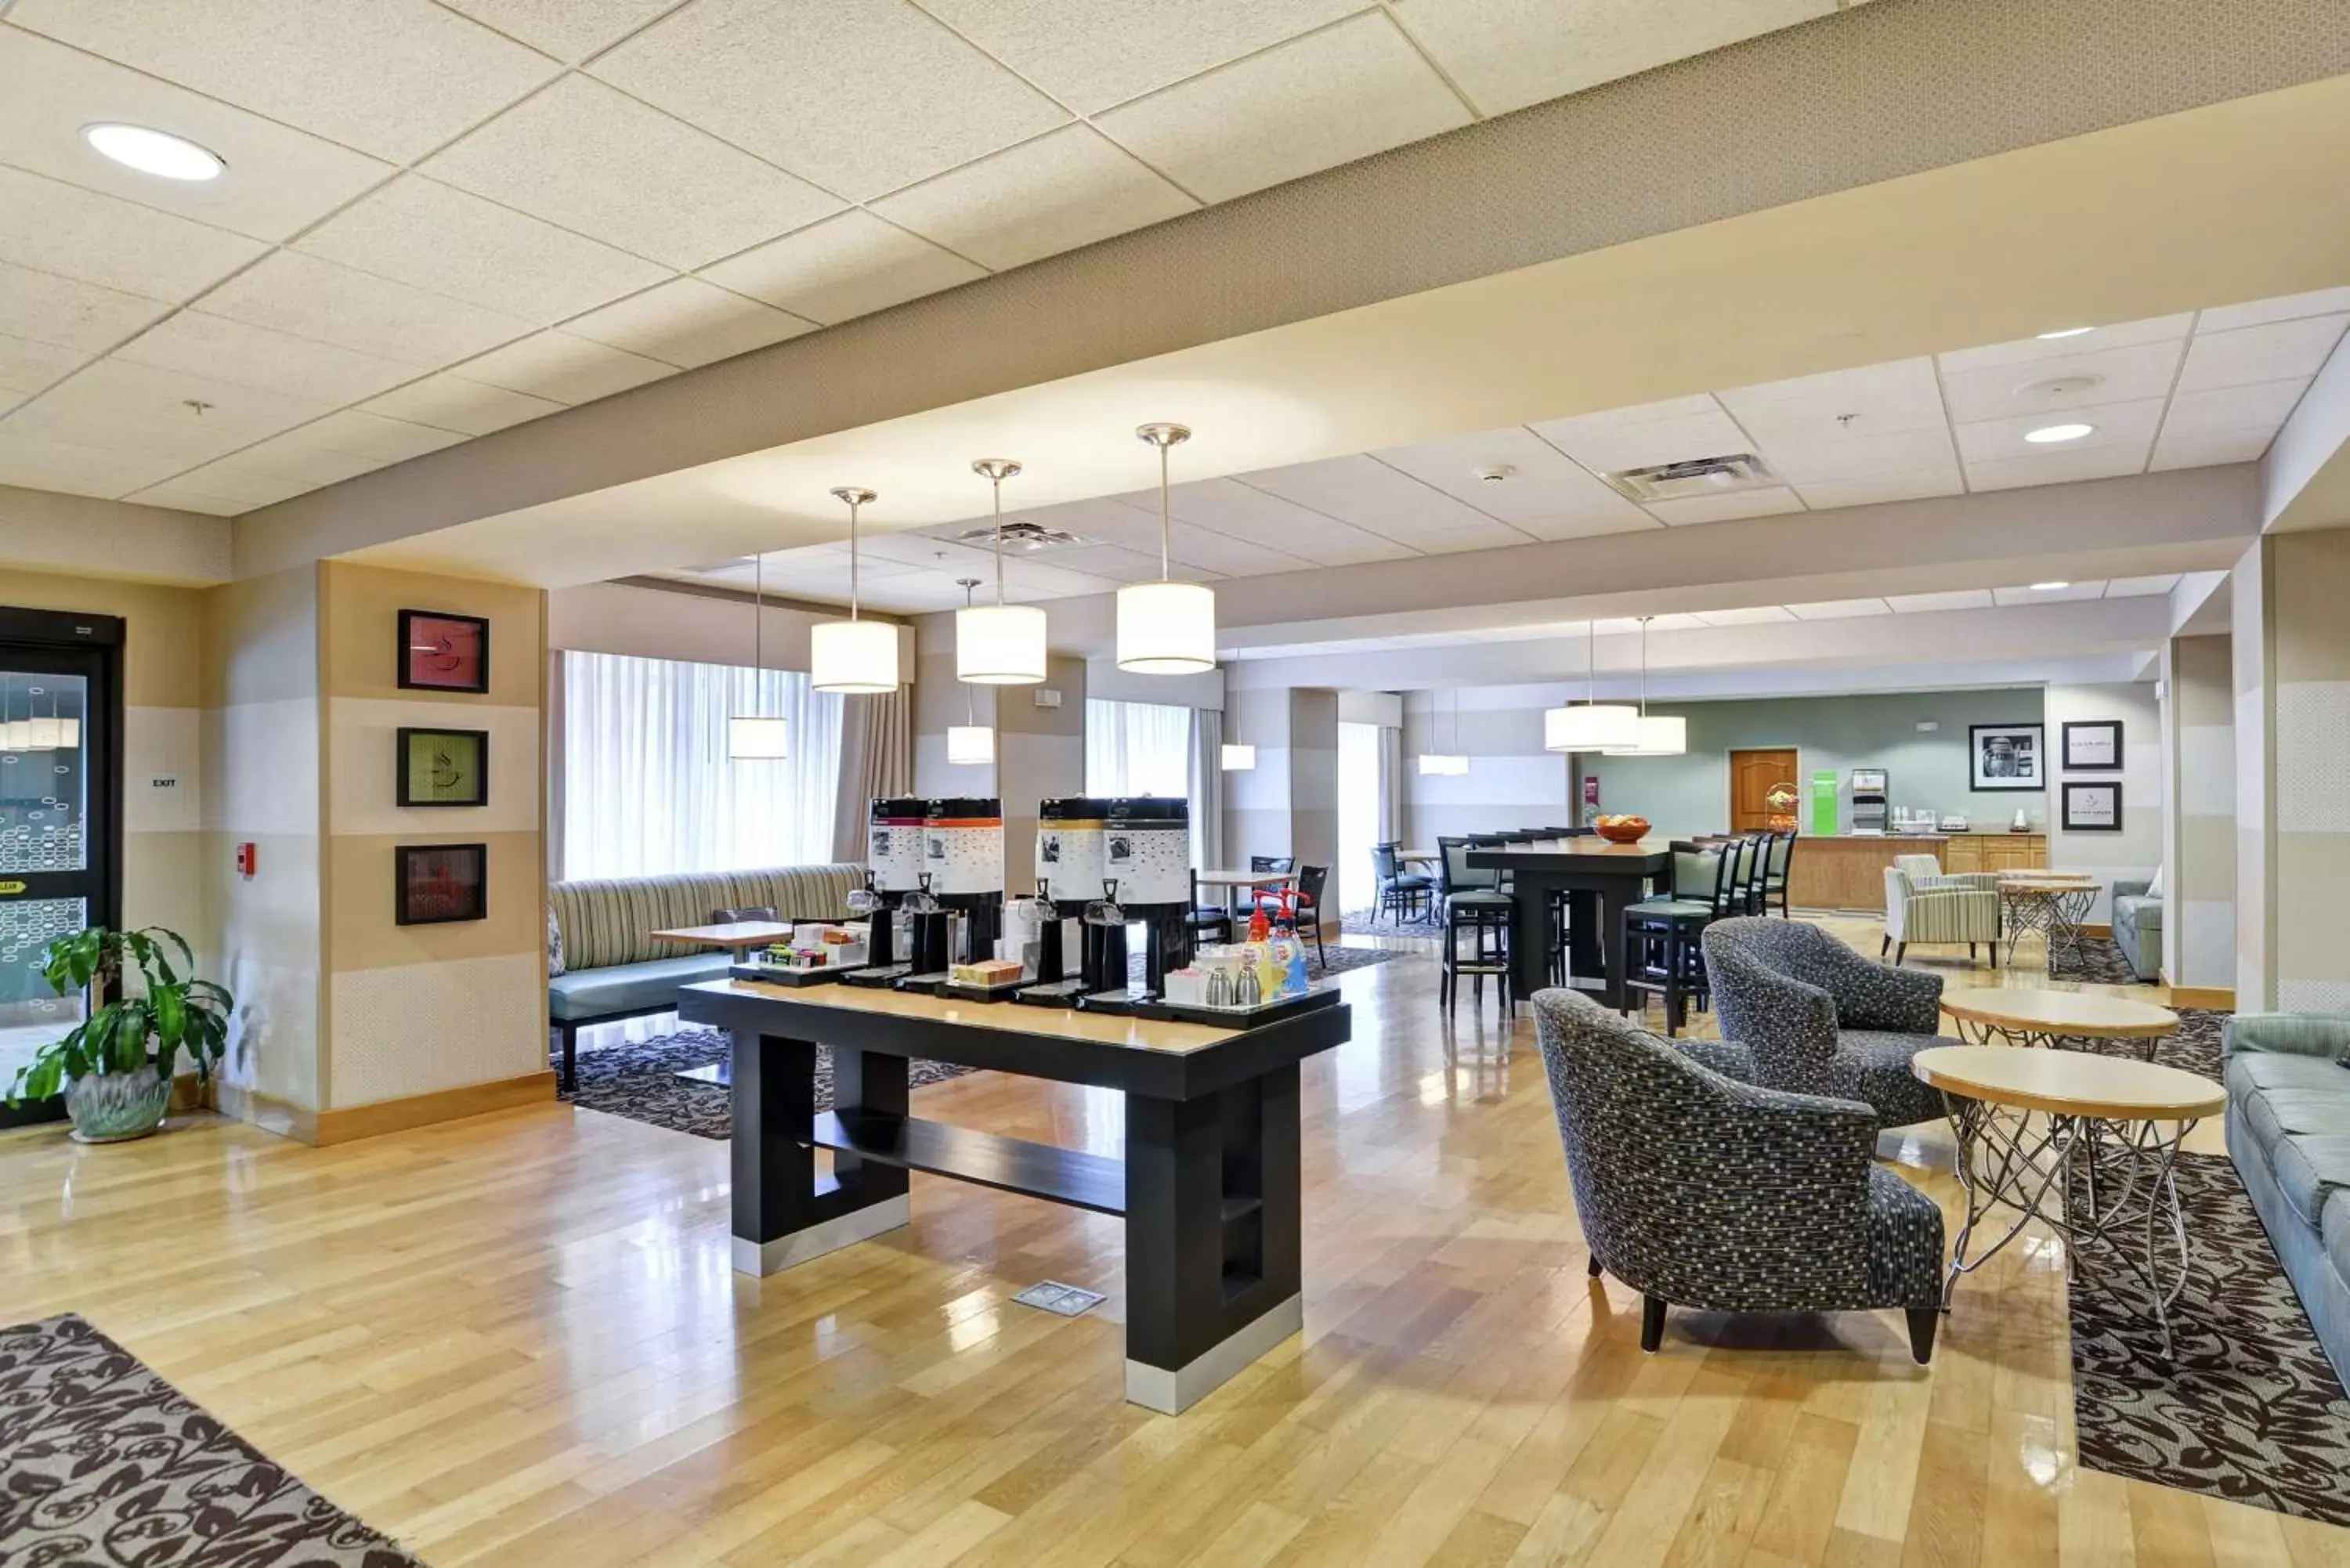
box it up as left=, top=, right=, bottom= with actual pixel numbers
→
left=2035, top=326, right=2095, bottom=340
left=2023, top=422, right=2095, bottom=444
left=82, top=123, right=225, bottom=181
left=2029, top=580, right=2071, bottom=591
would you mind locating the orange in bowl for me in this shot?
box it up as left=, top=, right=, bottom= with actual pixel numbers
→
left=1593, top=815, right=1650, bottom=844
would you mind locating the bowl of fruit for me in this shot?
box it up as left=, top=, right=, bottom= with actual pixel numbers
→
left=1593, top=815, right=1650, bottom=844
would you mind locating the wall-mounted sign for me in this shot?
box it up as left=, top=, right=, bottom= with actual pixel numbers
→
left=0, top=880, right=25, bottom=896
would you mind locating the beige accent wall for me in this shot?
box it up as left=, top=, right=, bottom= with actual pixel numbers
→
left=995, top=655, right=1085, bottom=887
left=320, top=562, right=547, bottom=1108
left=1224, top=687, right=1294, bottom=872
left=2044, top=681, right=2163, bottom=924
left=2256, top=527, right=2350, bottom=1014
left=2234, top=540, right=2274, bottom=1009
left=2165, top=635, right=2236, bottom=990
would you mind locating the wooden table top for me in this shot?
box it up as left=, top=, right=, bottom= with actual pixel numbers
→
left=1912, top=1044, right=2223, bottom=1121
left=649, top=920, right=797, bottom=948
left=1466, top=838, right=1665, bottom=862
left=709, top=975, right=1245, bottom=1055
left=1996, top=873, right=2099, bottom=888
left=1940, top=986, right=2178, bottom=1039
left=1196, top=869, right=1292, bottom=887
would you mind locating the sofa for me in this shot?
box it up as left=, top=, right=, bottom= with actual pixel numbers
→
left=1530, top=989, right=1944, bottom=1362
left=1703, top=916, right=1948, bottom=1129
left=548, top=863, right=865, bottom=1089
left=2110, top=876, right=2162, bottom=983
left=2225, top=1013, right=2350, bottom=1384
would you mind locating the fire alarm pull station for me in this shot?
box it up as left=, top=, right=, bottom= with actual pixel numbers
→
left=236, top=842, right=256, bottom=879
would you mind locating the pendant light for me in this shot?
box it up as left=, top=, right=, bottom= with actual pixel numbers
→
left=1418, top=688, right=1470, bottom=775
left=1545, top=620, right=1640, bottom=752
left=946, top=580, right=996, bottom=765
left=810, top=485, right=899, bottom=694
left=957, top=458, right=1048, bottom=684
left=727, top=548, right=788, bottom=760
left=1220, top=744, right=1256, bottom=771
left=1117, top=422, right=1216, bottom=674
left=1602, top=616, right=1687, bottom=757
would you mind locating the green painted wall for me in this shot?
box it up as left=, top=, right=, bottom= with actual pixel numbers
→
left=1580, top=688, right=2048, bottom=840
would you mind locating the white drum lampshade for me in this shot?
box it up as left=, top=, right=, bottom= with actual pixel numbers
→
left=727, top=715, right=789, bottom=760
left=1116, top=580, right=1216, bottom=674
left=1544, top=702, right=1639, bottom=753
left=956, top=602, right=1047, bottom=684
left=1220, top=743, right=1256, bottom=771
left=1417, top=753, right=1469, bottom=776
left=1606, top=714, right=1687, bottom=757
left=947, top=724, right=995, bottom=765
left=810, top=616, right=898, bottom=693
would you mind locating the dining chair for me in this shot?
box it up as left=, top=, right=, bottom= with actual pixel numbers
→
left=1185, top=868, right=1232, bottom=945
left=1620, top=841, right=1740, bottom=1034
left=1437, top=836, right=1513, bottom=1015
left=1372, top=843, right=1431, bottom=924
left=1258, top=865, right=1329, bottom=963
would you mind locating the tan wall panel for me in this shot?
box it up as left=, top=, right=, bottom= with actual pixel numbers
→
left=0, top=569, right=204, bottom=708
left=327, top=830, right=540, bottom=974
left=125, top=829, right=206, bottom=945
left=322, top=561, right=543, bottom=706
left=201, top=567, right=320, bottom=709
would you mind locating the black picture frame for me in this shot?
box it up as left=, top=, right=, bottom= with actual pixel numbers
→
left=2062, top=719, right=2124, bottom=771
left=396, top=843, right=488, bottom=925
left=398, top=609, right=490, bottom=694
left=1969, top=723, right=2045, bottom=792
left=2060, top=780, right=2124, bottom=832
left=396, top=727, right=490, bottom=807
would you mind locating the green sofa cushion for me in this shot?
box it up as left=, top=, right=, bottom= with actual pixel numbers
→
left=549, top=953, right=732, bottom=1021
left=2271, top=1136, right=2350, bottom=1230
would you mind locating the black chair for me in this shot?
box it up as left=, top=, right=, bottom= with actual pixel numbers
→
left=1186, top=868, right=1232, bottom=945
left=1620, top=843, right=1740, bottom=1035
left=1742, top=833, right=1777, bottom=916
left=1437, top=836, right=1513, bottom=1016
left=1246, top=855, right=1296, bottom=925
left=1764, top=831, right=1797, bottom=916
left=1372, top=843, right=1431, bottom=924
left=1275, top=865, right=1329, bottom=964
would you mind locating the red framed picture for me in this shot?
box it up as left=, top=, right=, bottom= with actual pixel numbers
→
left=396, top=843, right=487, bottom=926
left=399, top=609, right=490, bottom=693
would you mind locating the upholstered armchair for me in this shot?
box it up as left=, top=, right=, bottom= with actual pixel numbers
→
left=1702, top=916, right=1948, bottom=1129
left=1882, top=862, right=2001, bottom=966
left=1530, top=988, right=1943, bottom=1362
left=1891, top=852, right=1998, bottom=893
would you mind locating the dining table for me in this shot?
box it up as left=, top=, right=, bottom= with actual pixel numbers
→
left=1195, top=868, right=1293, bottom=918
left=1465, top=837, right=1672, bottom=1009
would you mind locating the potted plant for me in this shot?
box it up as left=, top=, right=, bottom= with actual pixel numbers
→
left=2, top=926, right=233, bottom=1143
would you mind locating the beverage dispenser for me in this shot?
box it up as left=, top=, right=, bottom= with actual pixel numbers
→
left=895, top=796, right=1004, bottom=991
left=1086, top=796, right=1192, bottom=1008
left=846, top=795, right=929, bottom=984
left=1019, top=797, right=1106, bottom=1004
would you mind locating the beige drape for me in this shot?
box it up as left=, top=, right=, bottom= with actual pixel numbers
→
left=833, top=685, right=912, bottom=861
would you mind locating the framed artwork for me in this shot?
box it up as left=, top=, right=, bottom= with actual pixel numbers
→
left=2061, top=780, right=2123, bottom=832
left=399, top=609, right=490, bottom=693
left=2063, top=719, right=2124, bottom=771
left=1969, top=723, right=2045, bottom=792
left=396, top=726, right=489, bottom=807
left=396, top=843, right=487, bottom=925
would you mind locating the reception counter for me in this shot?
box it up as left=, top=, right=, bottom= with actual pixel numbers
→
left=1786, top=833, right=2046, bottom=911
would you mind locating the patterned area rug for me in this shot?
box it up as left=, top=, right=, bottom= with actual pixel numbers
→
left=2070, top=1154, right=2350, bottom=1526
left=2050, top=933, right=2157, bottom=988
left=0, top=1313, right=422, bottom=1565
left=558, top=1027, right=979, bottom=1140
left=1340, top=909, right=1441, bottom=935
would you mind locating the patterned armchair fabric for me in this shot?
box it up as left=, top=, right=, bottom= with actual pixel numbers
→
left=1882, top=865, right=2001, bottom=955
left=1702, top=916, right=1947, bottom=1129
left=1530, top=989, right=1943, bottom=1358
left=1892, top=852, right=1999, bottom=893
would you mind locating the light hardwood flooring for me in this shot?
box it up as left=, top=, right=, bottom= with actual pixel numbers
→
left=0, top=919, right=2338, bottom=1566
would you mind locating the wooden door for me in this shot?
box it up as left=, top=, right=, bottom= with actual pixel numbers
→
left=1729, top=748, right=1799, bottom=833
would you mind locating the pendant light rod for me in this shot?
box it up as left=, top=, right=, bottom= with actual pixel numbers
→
left=958, top=580, right=981, bottom=725
left=1636, top=616, right=1651, bottom=714
left=1137, top=423, right=1191, bottom=580
left=830, top=486, right=876, bottom=620
left=752, top=548, right=765, bottom=671
left=972, top=458, right=1020, bottom=604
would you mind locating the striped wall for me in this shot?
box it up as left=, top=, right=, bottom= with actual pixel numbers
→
left=1224, top=686, right=1295, bottom=870
left=320, top=563, right=546, bottom=1109
left=2236, top=540, right=2272, bottom=1008
left=2043, top=681, right=2163, bottom=925
left=2261, top=527, right=2350, bottom=1014
left=997, top=655, right=1084, bottom=885
left=1402, top=686, right=1574, bottom=845
left=2165, top=635, right=2236, bottom=990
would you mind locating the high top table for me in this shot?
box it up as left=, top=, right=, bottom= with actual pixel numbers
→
left=678, top=977, right=1350, bottom=1414
left=1466, top=837, right=1671, bottom=1009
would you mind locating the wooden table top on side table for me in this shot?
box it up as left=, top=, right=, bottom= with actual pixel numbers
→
left=1913, top=1042, right=2223, bottom=1355
left=648, top=920, right=798, bottom=952
left=1940, top=985, right=2180, bottom=1060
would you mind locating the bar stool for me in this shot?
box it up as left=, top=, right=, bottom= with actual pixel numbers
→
left=1621, top=843, right=1738, bottom=1035
left=1437, top=836, right=1513, bottom=1016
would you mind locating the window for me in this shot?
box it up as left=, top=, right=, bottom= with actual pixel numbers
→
left=1084, top=699, right=1191, bottom=799
left=560, top=650, right=843, bottom=879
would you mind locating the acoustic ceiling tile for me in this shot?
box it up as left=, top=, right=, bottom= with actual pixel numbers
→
left=199, top=250, right=541, bottom=364
left=1094, top=13, right=1470, bottom=204
left=1372, top=425, right=1652, bottom=540
left=870, top=125, right=1196, bottom=273
left=1786, top=468, right=1964, bottom=511
left=9, top=0, right=562, bottom=163
left=21, top=356, right=338, bottom=446
left=1718, top=357, right=1946, bottom=442
left=1528, top=399, right=1748, bottom=474
left=1885, top=589, right=1994, bottom=612
left=700, top=210, right=986, bottom=326
left=2103, top=575, right=2182, bottom=598
left=295, top=175, right=671, bottom=324
left=262, top=409, right=465, bottom=464
left=1239, top=453, right=1507, bottom=542
left=564, top=278, right=815, bottom=369
left=118, top=313, right=431, bottom=406
left=121, top=478, right=273, bottom=515
left=1952, top=396, right=2165, bottom=464
left=1784, top=598, right=1894, bottom=620
left=2196, top=287, right=2350, bottom=334
left=1963, top=443, right=2149, bottom=492
left=423, top=75, right=846, bottom=270
left=1935, top=313, right=2194, bottom=374
left=0, top=428, right=185, bottom=497
left=0, top=165, right=267, bottom=302
left=2175, top=314, right=2349, bottom=393
left=1936, top=338, right=2186, bottom=425
left=437, top=0, right=681, bottom=63
left=1691, top=605, right=1796, bottom=626
left=192, top=435, right=386, bottom=488
left=1759, top=427, right=1959, bottom=484
left=0, top=261, right=172, bottom=355
left=359, top=372, right=566, bottom=436
left=1642, top=486, right=1805, bottom=526
left=450, top=330, right=673, bottom=405
left=2149, top=428, right=2275, bottom=471
left=0, top=335, right=88, bottom=400
left=2159, top=378, right=2311, bottom=440
left=591, top=0, right=1068, bottom=201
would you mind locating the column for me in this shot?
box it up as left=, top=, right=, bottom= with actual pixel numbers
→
left=2164, top=635, right=2235, bottom=998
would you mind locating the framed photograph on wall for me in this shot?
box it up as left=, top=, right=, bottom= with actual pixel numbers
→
left=396, top=727, right=489, bottom=807
left=2063, top=719, right=2123, bottom=771
left=396, top=843, right=487, bottom=925
left=2061, top=780, right=2123, bottom=832
left=398, top=609, right=490, bottom=693
left=1969, top=723, right=2044, bottom=791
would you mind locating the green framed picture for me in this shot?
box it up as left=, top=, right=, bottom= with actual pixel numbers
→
left=396, top=726, right=489, bottom=807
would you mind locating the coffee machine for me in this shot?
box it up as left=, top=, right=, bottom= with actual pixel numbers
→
left=844, top=796, right=928, bottom=986
left=895, top=796, right=1004, bottom=992
left=1081, top=796, right=1193, bottom=1011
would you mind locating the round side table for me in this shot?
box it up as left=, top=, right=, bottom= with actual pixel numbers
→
left=1939, top=986, right=2179, bottom=1062
left=1996, top=874, right=2099, bottom=967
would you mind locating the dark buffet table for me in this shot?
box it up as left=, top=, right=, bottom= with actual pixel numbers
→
left=678, top=977, right=1351, bottom=1413
left=1464, top=837, right=1671, bottom=1008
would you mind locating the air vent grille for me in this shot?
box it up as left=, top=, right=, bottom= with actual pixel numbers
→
left=956, top=519, right=1087, bottom=552
left=1604, top=453, right=1776, bottom=503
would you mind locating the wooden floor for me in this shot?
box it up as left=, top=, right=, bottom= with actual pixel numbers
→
left=1, top=919, right=2341, bottom=1566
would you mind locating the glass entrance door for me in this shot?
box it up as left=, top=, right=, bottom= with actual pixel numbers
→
left=0, top=640, right=116, bottom=1127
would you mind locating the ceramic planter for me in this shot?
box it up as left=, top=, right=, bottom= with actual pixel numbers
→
left=63, top=1062, right=170, bottom=1143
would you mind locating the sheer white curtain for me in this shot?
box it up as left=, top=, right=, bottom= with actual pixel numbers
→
left=1084, top=699, right=1191, bottom=798
left=562, top=650, right=844, bottom=879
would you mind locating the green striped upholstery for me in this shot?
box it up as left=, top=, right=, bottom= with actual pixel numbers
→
left=1892, top=851, right=1997, bottom=892
left=1883, top=866, right=1999, bottom=945
left=550, top=864, right=864, bottom=971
